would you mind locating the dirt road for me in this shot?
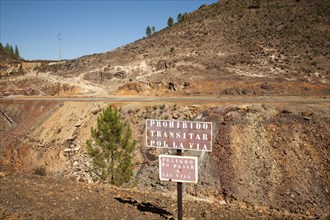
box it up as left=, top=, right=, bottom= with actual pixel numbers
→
left=1, top=95, right=329, bottom=104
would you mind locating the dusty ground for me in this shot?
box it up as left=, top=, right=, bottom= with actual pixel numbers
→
left=0, top=173, right=322, bottom=220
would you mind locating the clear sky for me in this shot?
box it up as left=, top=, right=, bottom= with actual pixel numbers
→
left=0, top=0, right=218, bottom=60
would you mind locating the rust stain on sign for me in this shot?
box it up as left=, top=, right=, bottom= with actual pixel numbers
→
left=146, top=119, right=212, bottom=151
left=159, top=155, right=198, bottom=183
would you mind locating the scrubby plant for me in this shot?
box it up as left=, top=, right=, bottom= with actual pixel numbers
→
left=177, top=12, right=188, bottom=22
left=86, top=105, right=136, bottom=186
left=177, top=13, right=182, bottom=22
left=167, top=17, right=174, bottom=27
left=33, top=166, right=47, bottom=176
left=146, top=26, right=152, bottom=37
left=249, top=0, right=261, bottom=9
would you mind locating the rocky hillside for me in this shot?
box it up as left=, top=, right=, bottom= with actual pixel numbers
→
left=0, top=0, right=329, bottom=219
left=1, top=100, right=329, bottom=218
left=23, top=0, right=329, bottom=97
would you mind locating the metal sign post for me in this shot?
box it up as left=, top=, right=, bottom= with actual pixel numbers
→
left=159, top=153, right=199, bottom=220
left=177, top=149, right=183, bottom=220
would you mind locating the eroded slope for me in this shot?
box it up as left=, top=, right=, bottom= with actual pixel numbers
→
left=1, top=100, right=329, bottom=218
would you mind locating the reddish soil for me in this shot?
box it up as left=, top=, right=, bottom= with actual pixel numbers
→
left=0, top=173, right=321, bottom=220
left=0, top=0, right=329, bottom=219
left=1, top=99, right=329, bottom=219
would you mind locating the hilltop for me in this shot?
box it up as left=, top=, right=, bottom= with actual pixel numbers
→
left=0, top=0, right=329, bottom=97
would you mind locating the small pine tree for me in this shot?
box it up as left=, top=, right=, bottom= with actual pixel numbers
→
left=14, top=45, right=20, bottom=59
left=182, top=12, right=188, bottom=21
left=9, top=45, right=14, bottom=58
left=4, top=43, right=10, bottom=54
left=146, top=26, right=152, bottom=37
left=167, top=17, right=174, bottom=27
left=151, top=26, right=156, bottom=34
left=86, top=105, right=136, bottom=186
left=177, top=13, right=182, bottom=22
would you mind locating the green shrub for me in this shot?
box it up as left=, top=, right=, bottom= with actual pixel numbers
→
left=86, top=105, right=136, bottom=186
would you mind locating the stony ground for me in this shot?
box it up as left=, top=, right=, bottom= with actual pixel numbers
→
left=0, top=0, right=329, bottom=219
left=0, top=173, right=322, bottom=220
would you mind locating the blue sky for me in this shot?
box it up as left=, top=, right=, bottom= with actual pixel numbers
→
left=1, top=0, right=218, bottom=60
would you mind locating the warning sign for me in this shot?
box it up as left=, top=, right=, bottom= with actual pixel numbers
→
left=159, top=155, right=198, bottom=183
left=146, top=119, right=212, bottom=151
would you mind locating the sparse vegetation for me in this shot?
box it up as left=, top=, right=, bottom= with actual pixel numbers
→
left=146, top=26, right=152, bottom=37
left=177, top=12, right=188, bottom=22
left=86, top=105, right=136, bottom=186
left=177, top=13, right=182, bottom=22
left=167, top=17, right=174, bottom=27
left=145, top=26, right=156, bottom=37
